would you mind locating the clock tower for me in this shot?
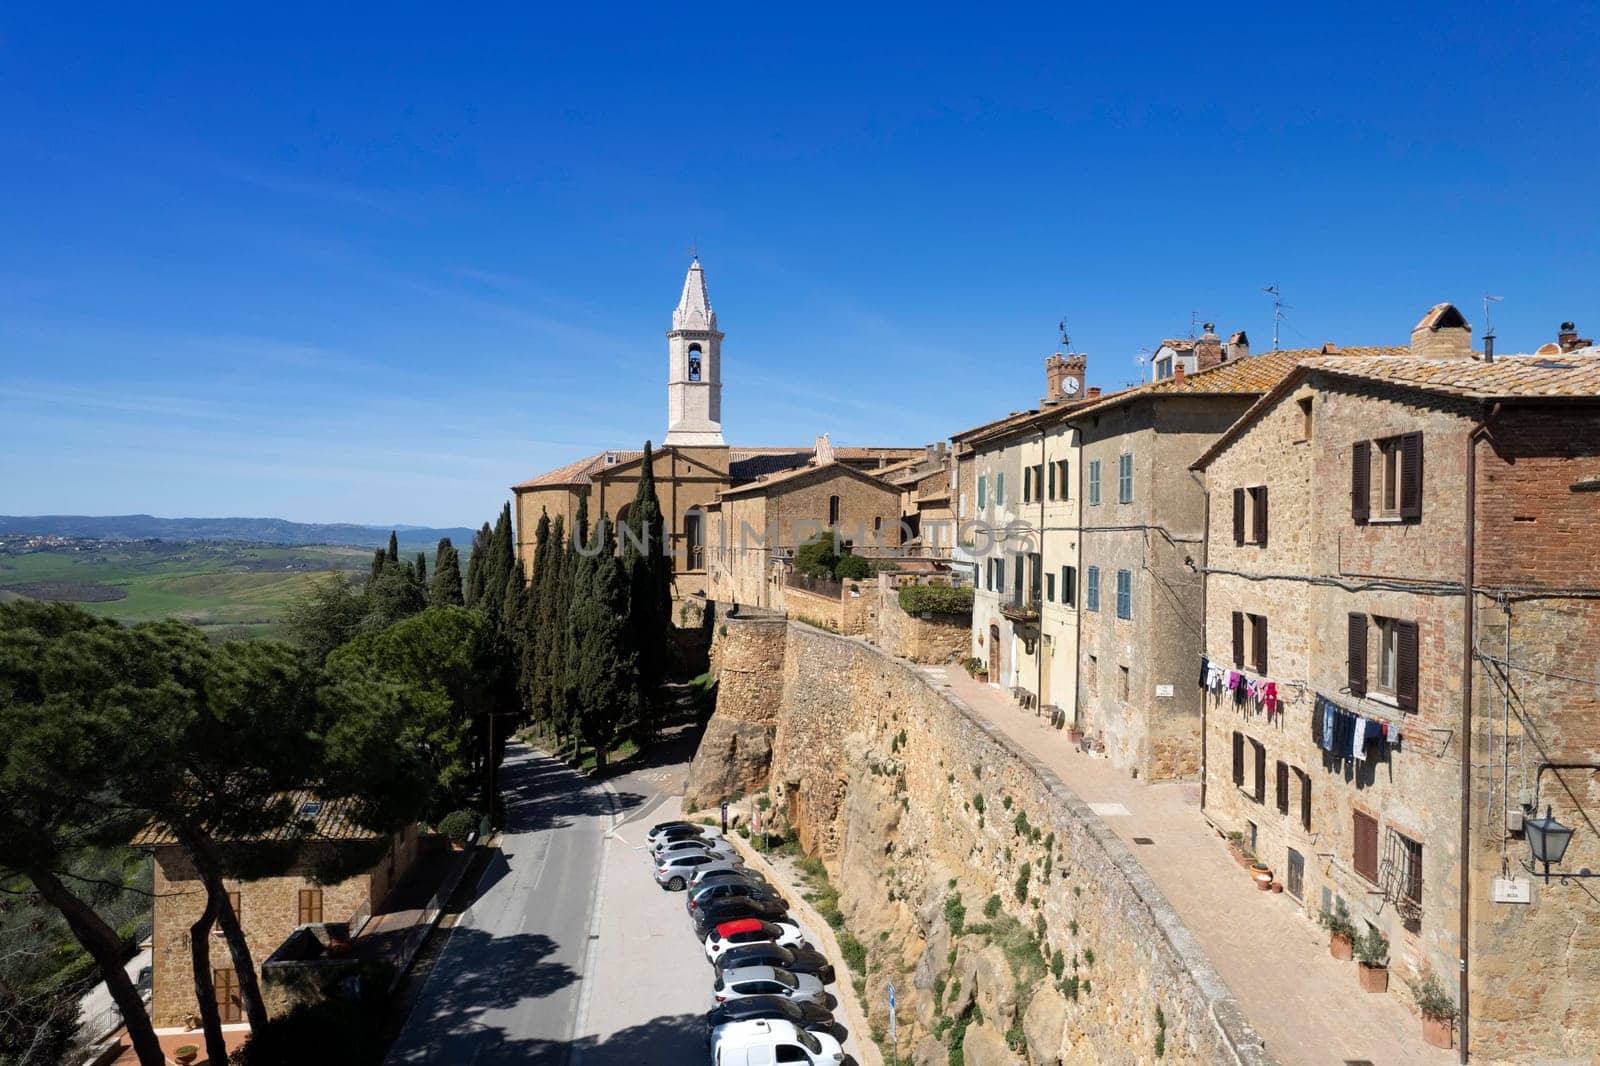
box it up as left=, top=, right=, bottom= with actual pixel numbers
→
left=664, top=257, right=726, bottom=447
left=1044, top=352, right=1087, bottom=406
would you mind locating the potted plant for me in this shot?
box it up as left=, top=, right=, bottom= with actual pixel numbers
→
left=437, top=809, right=478, bottom=851
left=1318, top=899, right=1357, bottom=961
left=1355, top=926, right=1389, bottom=992
left=174, top=1046, right=199, bottom=1066
left=1411, top=971, right=1457, bottom=1049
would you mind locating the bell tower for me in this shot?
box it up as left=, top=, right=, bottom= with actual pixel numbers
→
left=664, top=257, right=726, bottom=447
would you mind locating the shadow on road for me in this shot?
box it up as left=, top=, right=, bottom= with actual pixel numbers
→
left=500, top=749, right=646, bottom=832
left=395, top=1010, right=708, bottom=1066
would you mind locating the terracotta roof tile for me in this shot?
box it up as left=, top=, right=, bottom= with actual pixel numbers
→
left=1303, top=353, right=1600, bottom=399
left=513, top=451, right=642, bottom=489
left=718, top=462, right=897, bottom=499
left=1064, top=349, right=1316, bottom=420
left=130, top=792, right=383, bottom=847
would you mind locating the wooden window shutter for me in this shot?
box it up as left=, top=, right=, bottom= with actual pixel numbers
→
left=1253, top=485, right=1268, bottom=546
left=1232, top=732, right=1244, bottom=786
left=1253, top=615, right=1268, bottom=674
left=1396, top=620, right=1420, bottom=711
left=1300, top=773, right=1312, bottom=831
left=1275, top=760, right=1289, bottom=814
left=1232, top=488, right=1245, bottom=545
left=1354, top=811, right=1379, bottom=882
left=1231, top=611, right=1244, bottom=668
left=1348, top=613, right=1368, bottom=696
left=1400, top=432, right=1424, bottom=520
left=1351, top=440, right=1371, bottom=523
left=1253, top=742, right=1266, bottom=803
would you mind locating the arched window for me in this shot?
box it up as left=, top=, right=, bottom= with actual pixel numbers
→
left=688, top=344, right=702, bottom=382
left=828, top=495, right=841, bottom=525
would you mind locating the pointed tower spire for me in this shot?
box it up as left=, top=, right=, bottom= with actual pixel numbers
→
left=664, top=257, right=726, bottom=447
left=674, top=257, right=717, bottom=331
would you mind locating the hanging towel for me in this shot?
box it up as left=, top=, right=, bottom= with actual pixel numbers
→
left=1352, top=715, right=1368, bottom=760
left=1227, top=671, right=1240, bottom=691
left=1209, top=664, right=1225, bottom=692
left=1264, top=682, right=1279, bottom=716
left=1198, top=656, right=1209, bottom=690
left=1233, top=680, right=1248, bottom=707
left=1321, top=701, right=1335, bottom=752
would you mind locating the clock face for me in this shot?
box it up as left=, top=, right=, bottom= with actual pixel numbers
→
left=1064, top=377, right=1081, bottom=395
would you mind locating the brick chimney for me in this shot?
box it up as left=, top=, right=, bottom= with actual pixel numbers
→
left=1410, top=303, right=1473, bottom=360
left=1558, top=321, right=1593, bottom=353
left=1195, top=323, right=1224, bottom=371
left=1173, top=363, right=1185, bottom=385
left=1086, top=386, right=1102, bottom=399
left=1226, top=330, right=1250, bottom=362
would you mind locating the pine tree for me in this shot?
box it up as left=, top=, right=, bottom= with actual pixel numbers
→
left=622, top=441, right=673, bottom=733
left=566, top=514, right=639, bottom=768
left=431, top=538, right=465, bottom=607
left=465, top=522, right=491, bottom=607
left=387, top=531, right=400, bottom=566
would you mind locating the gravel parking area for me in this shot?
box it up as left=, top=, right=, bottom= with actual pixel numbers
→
left=574, top=796, right=865, bottom=1066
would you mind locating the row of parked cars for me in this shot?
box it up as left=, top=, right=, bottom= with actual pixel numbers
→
left=647, top=820, right=849, bottom=1066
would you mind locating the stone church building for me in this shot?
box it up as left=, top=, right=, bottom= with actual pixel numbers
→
left=512, top=259, right=919, bottom=601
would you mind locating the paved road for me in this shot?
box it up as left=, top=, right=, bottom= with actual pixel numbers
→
left=387, top=743, right=620, bottom=1065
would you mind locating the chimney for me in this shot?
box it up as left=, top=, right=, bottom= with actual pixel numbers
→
left=1558, top=321, right=1593, bottom=353
left=1087, top=386, right=1102, bottom=399
left=1410, top=303, right=1473, bottom=360
left=1196, top=323, right=1223, bottom=371
left=1173, top=362, right=1185, bottom=385
left=1226, top=330, right=1250, bottom=362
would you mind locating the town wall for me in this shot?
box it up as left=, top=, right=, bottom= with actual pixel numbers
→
left=687, top=616, right=1271, bottom=1065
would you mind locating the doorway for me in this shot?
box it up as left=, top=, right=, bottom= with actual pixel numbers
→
left=988, top=624, right=1001, bottom=683
left=1040, top=637, right=1053, bottom=707
left=214, top=967, right=242, bottom=1023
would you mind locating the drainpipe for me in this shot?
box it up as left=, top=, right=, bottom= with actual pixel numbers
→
left=1188, top=468, right=1211, bottom=810
left=1073, top=421, right=1086, bottom=735
left=1038, top=426, right=1047, bottom=714
left=1460, top=402, right=1500, bottom=1064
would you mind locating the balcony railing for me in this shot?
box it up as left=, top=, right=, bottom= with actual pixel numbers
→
left=1000, top=593, right=1042, bottom=624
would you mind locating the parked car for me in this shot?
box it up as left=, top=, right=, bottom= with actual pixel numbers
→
left=694, top=897, right=790, bottom=937
left=656, top=852, right=739, bottom=891
left=715, top=943, right=834, bottom=985
left=713, top=965, right=826, bottom=1007
left=704, top=918, right=807, bottom=962
left=648, top=823, right=722, bottom=849
left=689, top=866, right=767, bottom=891
left=655, top=837, right=739, bottom=863
left=686, top=879, right=784, bottom=915
left=709, top=1018, right=844, bottom=1064
left=705, top=995, right=835, bottom=1036
left=645, top=820, right=700, bottom=842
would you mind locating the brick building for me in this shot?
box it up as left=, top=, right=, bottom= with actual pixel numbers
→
left=136, top=796, right=418, bottom=1028
left=1192, top=310, right=1600, bottom=1060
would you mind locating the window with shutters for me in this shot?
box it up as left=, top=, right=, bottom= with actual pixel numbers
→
left=1023, top=466, right=1033, bottom=502
left=1115, top=569, right=1132, bottom=619
left=1371, top=432, right=1424, bottom=521
left=1251, top=739, right=1267, bottom=803
left=977, top=475, right=987, bottom=510
left=1061, top=566, right=1076, bottom=607
left=996, top=472, right=1005, bottom=506
left=1046, top=572, right=1055, bottom=602
left=1373, top=617, right=1420, bottom=710
left=1249, top=614, right=1268, bottom=674
left=1353, top=810, right=1380, bottom=883
left=1231, top=731, right=1245, bottom=786
left=1087, top=460, right=1101, bottom=506
left=1376, top=617, right=1399, bottom=694
left=1351, top=440, right=1372, bottom=523
left=1117, top=453, right=1133, bottom=504
left=1056, top=460, right=1070, bottom=499
left=298, top=888, right=323, bottom=925
left=1296, top=767, right=1312, bottom=830
left=1275, top=760, right=1290, bottom=814
left=1086, top=567, right=1100, bottom=612
left=1231, top=610, right=1245, bottom=668
left=1234, top=486, right=1268, bottom=545
left=1347, top=613, right=1368, bottom=696
left=1047, top=461, right=1056, bottom=500
left=1033, top=464, right=1044, bottom=503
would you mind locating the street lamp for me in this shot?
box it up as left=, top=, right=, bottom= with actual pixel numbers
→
left=1524, top=806, right=1575, bottom=883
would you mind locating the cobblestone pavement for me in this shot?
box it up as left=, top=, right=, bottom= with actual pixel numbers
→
left=931, top=665, right=1456, bottom=1066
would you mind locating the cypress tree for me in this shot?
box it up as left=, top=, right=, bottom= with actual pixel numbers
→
left=535, top=514, right=565, bottom=726
left=415, top=551, right=428, bottom=585
left=370, top=548, right=387, bottom=581
left=523, top=511, right=552, bottom=717
left=555, top=497, right=589, bottom=747
left=622, top=441, right=673, bottom=732
left=480, top=502, right=516, bottom=624
left=431, top=538, right=465, bottom=607
left=387, top=530, right=400, bottom=566
left=567, top=514, right=639, bottom=768
left=465, top=522, right=491, bottom=607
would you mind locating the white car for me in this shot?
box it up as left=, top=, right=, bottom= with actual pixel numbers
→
left=655, top=837, right=739, bottom=863
left=703, top=918, right=808, bottom=963
left=710, top=1018, right=844, bottom=1065
left=713, top=965, right=825, bottom=1007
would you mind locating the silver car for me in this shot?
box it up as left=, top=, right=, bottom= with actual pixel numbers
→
left=655, top=837, right=739, bottom=863
left=713, top=965, right=826, bottom=1007
left=655, top=851, right=741, bottom=891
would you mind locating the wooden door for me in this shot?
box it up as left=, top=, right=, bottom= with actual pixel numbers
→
left=214, top=967, right=242, bottom=1024
left=988, top=625, right=1001, bottom=682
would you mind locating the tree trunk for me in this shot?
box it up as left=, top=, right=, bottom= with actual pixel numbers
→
left=177, top=830, right=271, bottom=1034
left=188, top=891, right=229, bottom=1066
left=27, top=868, right=165, bottom=1066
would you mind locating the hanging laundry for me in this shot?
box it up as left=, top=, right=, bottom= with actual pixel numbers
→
left=1263, top=682, right=1279, bottom=716
left=1351, top=715, right=1368, bottom=760
left=1210, top=664, right=1225, bottom=692
left=1227, top=671, right=1240, bottom=691
left=1197, top=656, right=1209, bottom=690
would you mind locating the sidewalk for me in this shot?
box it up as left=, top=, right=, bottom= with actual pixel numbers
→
left=930, top=664, right=1454, bottom=1066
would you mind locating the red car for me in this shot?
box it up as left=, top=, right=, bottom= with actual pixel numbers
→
left=703, top=917, right=807, bottom=962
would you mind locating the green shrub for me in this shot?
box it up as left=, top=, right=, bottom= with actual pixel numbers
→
left=436, top=810, right=477, bottom=845
left=1014, top=862, right=1032, bottom=904
left=983, top=894, right=1001, bottom=919
left=834, top=553, right=873, bottom=580
left=838, top=931, right=867, bottom=974
left=898, top=584, right=975, bottom=615
left=972, top=794, right=985, bottom=815
left=944, top=892, right=966, bottom=937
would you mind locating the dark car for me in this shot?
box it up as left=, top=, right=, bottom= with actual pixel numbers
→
left=715, top=943, right=836, bottom=985
left=705, top=994, right=835, bottom=1037
left=689, top=866, right=769, bottom=890
left=686, top=878, right=784, bottom=914
left=693, top=897, right=788, bottom=937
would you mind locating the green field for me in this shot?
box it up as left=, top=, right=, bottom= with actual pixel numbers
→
left=0, top=541, right=390, bottom=639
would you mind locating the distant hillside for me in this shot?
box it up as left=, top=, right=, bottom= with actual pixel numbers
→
left=0, top=514, right=477, bottom=549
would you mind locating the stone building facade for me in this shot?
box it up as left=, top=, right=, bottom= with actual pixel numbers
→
left=142, top=813, right=418, bottom=1027
left=1192, top=315, right=1600, bottom=1061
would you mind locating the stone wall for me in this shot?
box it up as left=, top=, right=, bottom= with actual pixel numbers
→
left=686, top=616, right=1270, bottom=1065
left=685, top=614, right=789, bottom=808
left=876, top=579, right=969, bottom=665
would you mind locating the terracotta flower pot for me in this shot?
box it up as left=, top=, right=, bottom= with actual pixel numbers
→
left=1329, top=932, right=1354, bottom=961
left=1256, top=877, right=1273, bottom=891
left=1270, top=882, right=1284, bottom=893
left=1358, top=962, right=1389, bottom=992
left=174, top=1049, right=199, bottom=1066
left=1066, top=729, right=1083, bottom=745
left=1423, top=1014, right=1453, bottom=1049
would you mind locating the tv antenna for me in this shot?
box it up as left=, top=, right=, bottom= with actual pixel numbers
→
left=1263, top=285, right=1285, bottom=350
left=1483, top=293, right=1503, bottom=361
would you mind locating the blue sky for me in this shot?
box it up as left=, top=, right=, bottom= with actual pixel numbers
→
left=3, top=4, right=1596, bottom=526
